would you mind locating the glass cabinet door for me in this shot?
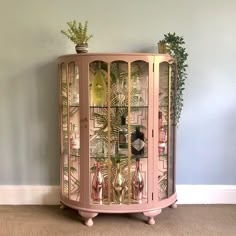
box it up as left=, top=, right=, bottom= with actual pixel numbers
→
left=158, top=60, right=176, bottom=200
left=59, top=62, right=81, bottom=201
left=88, top=60, right=149, bottom=205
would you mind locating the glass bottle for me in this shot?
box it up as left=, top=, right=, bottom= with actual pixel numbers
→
left=131, top=126, right=145, bottom=156
left=91, top=161, right=104, bottom=203
left=158, top=112, right=167, bottom=155
left=91, top=69, right=107, bottom=106
left=132, top=158, right=144, bottom=203
left=113, top=159, right=125, bottom=204
left=71, top=65, right=80, bottom=105
left=118, top=116, right=128, bottom=156
left=70, top=124, right=80, bottom=156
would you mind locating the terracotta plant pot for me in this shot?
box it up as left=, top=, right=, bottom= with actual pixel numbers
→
left=75, top=43, right=88, bottom=53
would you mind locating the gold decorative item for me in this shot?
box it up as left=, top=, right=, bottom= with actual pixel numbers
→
left=91, top=161, right=104, bottom=203
left=113, top=160, right=125, bottom=204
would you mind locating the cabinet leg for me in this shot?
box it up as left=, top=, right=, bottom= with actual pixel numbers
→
left=143, top=209, right=162, bottom=225
left=170, top=202, right=177, bottom=209
left=60, top=203, right=66, bottom=210
left=78, top=210, right=98, bottom=226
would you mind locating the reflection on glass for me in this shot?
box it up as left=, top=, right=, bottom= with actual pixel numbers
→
left=70, top=63, right=80, bottom=106
left=158, top=62, right=169, bottom=200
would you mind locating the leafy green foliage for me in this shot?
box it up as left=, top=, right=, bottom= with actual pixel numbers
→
left=160, top=32, right=188, bottom=125
left=61, top=20, right=93, bottom=44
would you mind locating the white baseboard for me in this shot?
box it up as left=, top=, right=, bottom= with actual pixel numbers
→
left=176, top=185, right=236, bottom=204
left=0, top=186, right=60, bottom=205
left=0, top=185, right=235, bottom=205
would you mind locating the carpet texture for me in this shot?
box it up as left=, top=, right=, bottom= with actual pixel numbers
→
left=0, top=205, right=235, bottom=236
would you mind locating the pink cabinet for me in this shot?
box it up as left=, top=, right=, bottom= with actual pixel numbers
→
left=58, top=53, right=177, bottom=226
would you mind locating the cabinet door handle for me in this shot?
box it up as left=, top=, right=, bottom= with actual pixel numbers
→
left=80, top=118, right=88, bottom=123
left=80, top=118, right=88, bottom=128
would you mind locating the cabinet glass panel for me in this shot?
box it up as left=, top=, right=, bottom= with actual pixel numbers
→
left=130, top=61, right=148, bottom=204
left=60, top=63, right=69, bottom=197
left=68, top=62, right=80, bottom=201
left=89, top=60, right=148, bottom=205
left=60, top=62, right=81, bottom=201
left=89, top=60, right=109, bottom=205
left=158, top=62, right=169, bottom=200
left=168, top=64, right=176, bottom=196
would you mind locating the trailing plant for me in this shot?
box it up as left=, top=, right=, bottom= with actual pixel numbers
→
left=61, top=20, right=93, bottom=44
left=158, top=32, right=188, bottom=125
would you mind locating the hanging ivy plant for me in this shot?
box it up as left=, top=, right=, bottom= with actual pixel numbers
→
left=159, top=32, right=189, bottom=125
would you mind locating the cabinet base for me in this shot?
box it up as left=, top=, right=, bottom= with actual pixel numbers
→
left=60, top=193, right=177, bottom=226
left=78, top=210, right=98, bottom=226
left=78, top=210, right=162, bottom=226
left=60, top=203, right=67, bottom=210
left=143, top=209, right=162, bottom=225
left=170, top=202, right=178, bottom=209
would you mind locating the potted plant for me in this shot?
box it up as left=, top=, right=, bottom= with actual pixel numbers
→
left=61, top=20, right=93, bottom=53
left=158, top=32, right=188, bottom=125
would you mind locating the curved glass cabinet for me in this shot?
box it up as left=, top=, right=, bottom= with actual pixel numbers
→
left=58, top=53, right=177, bottom=226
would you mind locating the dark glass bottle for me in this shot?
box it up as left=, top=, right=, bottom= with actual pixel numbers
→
left=131, top=126, right=145, bottom=155
left=132, top=158, right=144, bottom=203
left=91, top=161, right=104, bottom=203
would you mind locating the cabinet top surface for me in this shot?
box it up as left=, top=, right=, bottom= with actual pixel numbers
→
left=58, top=52, right=169, bottom=59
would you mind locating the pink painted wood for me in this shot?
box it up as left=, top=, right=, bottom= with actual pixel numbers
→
left=58, top=53, right=177, bottom=226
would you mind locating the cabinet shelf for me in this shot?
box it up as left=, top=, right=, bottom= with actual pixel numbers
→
left=89, top=105, right=148, bottom=109
left=91, top=197, right=148, bottom=205
left=90, top=155, right=148, bottom=159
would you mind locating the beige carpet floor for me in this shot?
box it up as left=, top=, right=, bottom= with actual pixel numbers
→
left=0, top=205, right=235, bottom=236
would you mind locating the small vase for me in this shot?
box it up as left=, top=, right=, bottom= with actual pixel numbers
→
left=132, top=158, right=144, bottom=203
left=113, top=160, right=125, bottom=204
left=75, top=43, right=88, bottom=53
left=91, top=161, right=104, bottom=203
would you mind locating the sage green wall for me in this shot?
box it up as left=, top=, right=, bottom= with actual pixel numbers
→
left=0, top=0, right=235, bottom=184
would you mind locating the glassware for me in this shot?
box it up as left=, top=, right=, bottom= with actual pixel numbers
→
left=70, top=123, right=80, bottom=156
left=132, top=158, right=144, bottom=203
left=113, top=159, right=125, bottom=204
left=158, top=112, right=167, bottom=155
left=131, top=126, right=145, bottom=156
left=91, top=161, right=104, bottom=203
